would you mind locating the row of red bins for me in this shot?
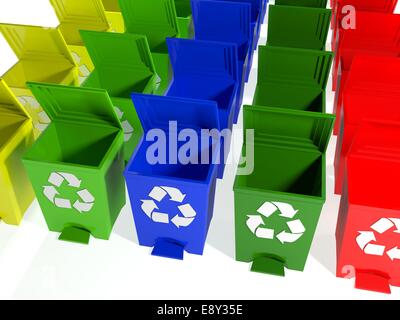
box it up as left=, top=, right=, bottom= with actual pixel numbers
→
left=331, top=0, right=400, bottom=294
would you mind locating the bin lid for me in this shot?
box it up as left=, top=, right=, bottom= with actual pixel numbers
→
left=50, top=0, right=110, bottom=45
left=167, top=38, right=238, bottom=81
left=219, top=0, right=260, bottom=22
left=131, top=93, right=221, bottom=132
left=0, top=24, right=76, bottom=65
left=119, top=0, right=179, bottom=52
left=0, top=79, right=30, bottom=118
left=268, top=5, right=331, bottom=50
left=244, top=105, right=334, bottom=153
left=258, top=45, right=332, bottom=90
left=27, top=82, right=121, bottom=128
left=80, top=30, right=156, bottom=73
left=336, top=0, right=398, bottom=13
left=275, top=0, right=328, bottom=8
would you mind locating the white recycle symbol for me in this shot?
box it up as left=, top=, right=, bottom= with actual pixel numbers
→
left=17, top=96, right=50, bottom=133
left=356, top=217, right=400, bottom=261
left=43, top=172, right=95, bottom=213
left=247, top=202, right=306, bottom=244
left=114, top=106, right=134, bottom=142
left=141, top=186, right=196, bottom=228
left=71, top=51, right=91, bottom=85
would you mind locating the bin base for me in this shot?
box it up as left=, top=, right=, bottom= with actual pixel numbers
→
left=151, top=238, right=185, bottom=260
left=355, top=269, right=391, bottom=294
left=250, top=255, right=285, bottom=277
left=59, top=226, right=91, bottom=245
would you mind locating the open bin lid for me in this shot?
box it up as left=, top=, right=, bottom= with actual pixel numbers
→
left=268, top=5, right=331, bottom=50
left=167, top=38, right=239, bottom=81
left=0, top=79, right=30, bottom=118
left=27, top=82, right=121, bottom=128
left=0, top=24, right=76, bottom=64
left=50, top=0, right=110, bottom=45
left=258, top=45, right=332, bottom=90
left=119, top=0, right=179, bottom=52
left=131, top=93, right=221, bottom=133
left=243, top=105, right=334, bottom=153
left=336, top=0, right=398, bottom=13
left=191, top=0, right=252, bottom=59
left=220, top=0, right=261, bottom=23
left=275, top=0, right=328, bottom=7
left=80, top=30, right=156, bottom=73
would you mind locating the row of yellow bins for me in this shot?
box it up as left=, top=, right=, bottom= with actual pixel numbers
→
left=0, top=0, right=126, bottom=225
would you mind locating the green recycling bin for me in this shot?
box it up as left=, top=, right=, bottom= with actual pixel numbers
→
left=254, top=45, right=333, bottom=113
left=234, top=106, right=334, bottom=276
left=119, top=0, right=186, bottom=95
left=275, top=0, right=328, bottom=8
left=81, top=30, right=159, bottom=163
left=22, top=83, right=125, bottom=244
left=267, top=4, right=331, bottom=50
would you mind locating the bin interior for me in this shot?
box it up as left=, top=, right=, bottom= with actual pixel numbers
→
left=0, top=114, right=26, bottom=150
left=3, top=60, right=76, bottom=89
left=175, top=0, right=192, bottom=18
left=275, top=0, right=328, bottom=7
left=254, top=84, right=323, bottom=112
left=236, top=145, right=322, bottom=197
left=24, top=122, right=120, bottom=167
left=128, top=139, right=216, bottom=182
left=102, top=0, right=120, bottom=12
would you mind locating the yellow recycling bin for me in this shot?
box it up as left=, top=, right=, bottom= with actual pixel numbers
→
left=0, top=23, right=79, bottom=138
left=0, top=79, right=35, bottom=225
left=50, top=0, right=125, bottom=84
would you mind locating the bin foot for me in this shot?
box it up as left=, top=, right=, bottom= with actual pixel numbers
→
left=251, top=254, right=285, bottom=277
left=59, top=226, right=91, bottom=245
left=355, top=269, right=391, bottom=294
left=151, top=238, right=185, bottom=260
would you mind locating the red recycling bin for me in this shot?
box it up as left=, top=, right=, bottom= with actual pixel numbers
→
left=334, top=55, right=400, bottom=195
left=336, top=121, right=400, bottom=294
left=331, top=0, right=398, bottom=52
left=332, top=12, right=400, bottom=135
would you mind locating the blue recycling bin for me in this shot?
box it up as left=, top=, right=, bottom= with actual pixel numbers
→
left=124, top=94, right=221, bottom=260
left=166, top=37, right=239, bottom=178
left=191, top=0, right=252, bottom=123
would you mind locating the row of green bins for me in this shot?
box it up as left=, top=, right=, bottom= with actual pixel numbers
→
left=233, top=1, right=334, bottom=276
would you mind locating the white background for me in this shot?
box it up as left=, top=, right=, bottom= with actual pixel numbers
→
left=0, top=0, right=399, bottom=300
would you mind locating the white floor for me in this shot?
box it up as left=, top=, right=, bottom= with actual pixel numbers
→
left=0, top=0, right=399, bottom=300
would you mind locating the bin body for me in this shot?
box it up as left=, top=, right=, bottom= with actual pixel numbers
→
left=191, top=0, right=252, bottom=123
left=0, top=24, right=79, bottom=138
left=125, top=94, right=220, bottom=259
left=336, top=122, right=400, bottom=293
left=267, top=5, right=331, bottom=50
left=166, top=37, right=239, bottom=178
left=234, top=106, right=334, bottom=274
left=23, top=84, right=125, bottom=243
left=0, top=79, right=35, bottom=225
left=254, top=45, right=332, bottom=113
left=81, top=31, right=158, bottom=163
left=334, top=56, right=400, bottom=195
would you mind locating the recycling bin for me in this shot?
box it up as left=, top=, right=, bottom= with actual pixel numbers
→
left=0, top=23, right=79, bottom=138
left=267, top=4, right=331, bottom=50
left=234, top=106, right=334, bottom=276
left=337, top=121, right=400, bottom=294
left=334, top=55, right=400, bottom=195
left=80, top=30, right=158, bottom=163
left=331, top=12, right=400, bottom=134
left=174, top=0, right=194, bottom=39
left=331, top=0, right=398, bottom=53
left=166, top=37, right=240, bottom=178
left=0, top=79, right=35, bottom=225
left=254, top=45, right=332, bottom=113
left=119, top=0, right=187, bottom=95
left=125, top=94, right=221, bottom=260
left=191, top=0, right=252, bottom=123
left=22, top=83, right=125, bottom=244
left=275, top=0, right=328, bottom=7
left=50, top=0, right=125, bottom=85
